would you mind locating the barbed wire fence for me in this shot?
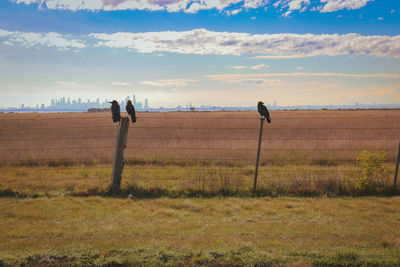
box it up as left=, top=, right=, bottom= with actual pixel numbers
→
left=0, top=114, right=399, bottom=192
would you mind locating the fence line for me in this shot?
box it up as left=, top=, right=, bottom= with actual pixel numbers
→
left=5, top=176, right=372, bottom=183
left=1, top=157, right=397, bottom=163
left=2, top=126, right=400, bottom=131
left=1, top=147, right=397, bottom=152
left=0, top=166, right=361, bottom=172
left=0, top=137, right=399, bottom=142
left=2, top=116, right=400, bottom=121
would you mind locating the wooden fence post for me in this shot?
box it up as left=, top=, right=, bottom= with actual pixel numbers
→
left=253, top=117, right=265, bottom=194
left=109, top=117, right=130, bottom=193
left=394, top=140, right=400, bottom=191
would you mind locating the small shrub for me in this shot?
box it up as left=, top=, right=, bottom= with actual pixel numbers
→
left=354, top=150, right=388, bottom=193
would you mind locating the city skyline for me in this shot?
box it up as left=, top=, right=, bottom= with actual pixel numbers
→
left=3, top=95, right=399, bottom=112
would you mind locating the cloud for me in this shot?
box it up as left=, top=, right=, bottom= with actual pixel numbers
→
left=9, top=0, right=375, bottom=14
left=319, top=0, right=374, bottom=13
left=226, top=8, right=242, bottom=15
left=296, top=66, right=303, bottom=70
left=251, top=64, right=269, bottom=70
left=112, top=81, right=131, bottom=86
left=90, top=29, right=400, bottom=58
left=2, top=28, right=400, bottom=59
left=249, top=54, right=315, bottom=59
left=206, top=72, right=400, bottom=82
left=286, top=0, right=310, bottom=11
left=0, top=30, right=86, bottom=50
left=232, top=65, right=247, bottom=69
left=0, top=29, right=13, bottom=37
left=231, top=64, right=270, bottom=70
left=141, top=79, right=197, bottom=87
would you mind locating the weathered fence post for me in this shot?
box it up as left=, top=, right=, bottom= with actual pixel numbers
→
left=109, top=117, right=130, bottom=193
left=253, top=117, right=265, bottom=194
left=394, top=140, right=400, bottom=190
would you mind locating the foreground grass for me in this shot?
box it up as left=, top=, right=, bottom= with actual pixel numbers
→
left=0, top=164, right=397, bottom=198
left=0, top=197, right=400, bottom=266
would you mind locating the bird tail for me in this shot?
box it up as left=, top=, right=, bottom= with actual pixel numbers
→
left=266, top=117, right=271, bottom=123
left=132, top=117, right=136, bottom=123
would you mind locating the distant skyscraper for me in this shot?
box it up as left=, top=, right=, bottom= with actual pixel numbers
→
left=125, top=96, right=130, bottom=104
left=132, top=95, right=136, bottom=105
left=144, top=99, right=149, bottom=109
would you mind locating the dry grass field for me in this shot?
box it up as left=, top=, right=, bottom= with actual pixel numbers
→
left=1, top=109, right=400, bottom=266
left=1, top=109, right=399, bottom=164
left=1, top=197, right=400, bottom=266
left=0, top=109, right=399, bottom=196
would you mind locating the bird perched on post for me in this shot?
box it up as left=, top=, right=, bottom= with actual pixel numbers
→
left=257, top=101, right=271, bottom=123
left=109, top=100, right=121, bottom=123
left=126, top=100, right=136, bottom=123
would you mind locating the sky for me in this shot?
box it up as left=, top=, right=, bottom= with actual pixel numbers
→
left=0, top=0, right=399, bottom=108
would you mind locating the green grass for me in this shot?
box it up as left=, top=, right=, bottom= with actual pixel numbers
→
left=0, top=197, right=399, bottom=266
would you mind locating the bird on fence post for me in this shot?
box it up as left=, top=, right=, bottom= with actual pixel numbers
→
left=126, top=100, right=136, bottom=123
left=109, top=100, right=121, bottom=123
left=258, top=101, right=271, bottom=123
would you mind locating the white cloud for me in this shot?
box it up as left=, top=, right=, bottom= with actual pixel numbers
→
left=112, top=81, right=131, bottom=86
left=232, top=65, right=247, bottom=69
left=0, top=29, right=13, bottom=37
left=249, top=54, right=314, bottom=59
left=377, top=17, right=383, bottom=20
left=319, top=0, right=373, bottom=13
left=282, top=10, right=292, bottom=17
left=0, top=30, right=86, bottom=50
left=206, top=73, right=400, bottom=82
left=251, top=64, right=270, bottom=69
left=296, top=66, right=303, bottom=70
left=9, top=0, right=375, bottom=14
left=90, top=29, right=400, bottom=58
left=141, top=79, right=197, bottom=87
left=227, top=8, right=242, bottom=15
left=2, top=28, right=400, bottom=59
left=287, top=0, right=310, bottom=11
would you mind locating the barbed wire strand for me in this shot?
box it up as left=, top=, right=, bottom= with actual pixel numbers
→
left=0, top=136, right=398, bottom=142
left=0, top=147, right=397, bottom=152
left=1, top=157, right=396, bottom=164
left=1, top=116, right=400, bottom=121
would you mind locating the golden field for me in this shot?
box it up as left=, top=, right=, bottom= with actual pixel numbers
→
left=0, top=110, right=400, bottom=266
left=0, top=109, right=399, bottom=196
left=0, top=109, right=399, bottom=164
left=0, top=197, right=400, bottom=266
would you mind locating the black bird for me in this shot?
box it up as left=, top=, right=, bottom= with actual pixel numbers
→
left=109, top=100, right=121, bottom=123
left=257, top=101, right=271, bottom=123
left=126, top=100, right=136, bottom=123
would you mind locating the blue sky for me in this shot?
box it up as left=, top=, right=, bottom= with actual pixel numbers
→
left=0, top=0, right=399, bottom=108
